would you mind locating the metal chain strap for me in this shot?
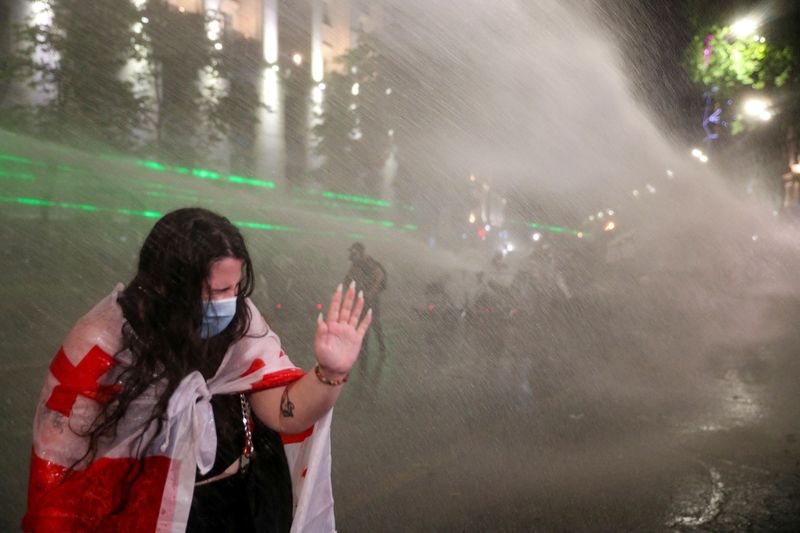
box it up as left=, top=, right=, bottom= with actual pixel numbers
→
left=239, top=393, right=254, bottom=472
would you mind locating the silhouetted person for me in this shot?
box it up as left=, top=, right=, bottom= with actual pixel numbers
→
left=344, top=242, right=386, bottom=361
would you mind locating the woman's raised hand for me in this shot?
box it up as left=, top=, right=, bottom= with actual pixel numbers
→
left=314, top=281, right=371, bottom=376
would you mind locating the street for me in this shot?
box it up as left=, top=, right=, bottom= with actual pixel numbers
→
left=327, top=290, right=800, bottom=531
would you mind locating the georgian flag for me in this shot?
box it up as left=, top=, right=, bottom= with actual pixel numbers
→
left=23, top=285, right=336, bottom=532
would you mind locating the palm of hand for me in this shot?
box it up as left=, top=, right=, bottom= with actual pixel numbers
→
left=314, top=283, right=371, bottom=375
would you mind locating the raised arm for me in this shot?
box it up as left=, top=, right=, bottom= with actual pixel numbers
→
left=249, top=281, right=370, bottom=434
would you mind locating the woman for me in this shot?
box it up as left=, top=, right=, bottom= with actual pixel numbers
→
left=23, top=208, right=370, bottom=532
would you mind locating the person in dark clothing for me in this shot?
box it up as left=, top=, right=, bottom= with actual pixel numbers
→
left=344, top=242, right=386, bottom=360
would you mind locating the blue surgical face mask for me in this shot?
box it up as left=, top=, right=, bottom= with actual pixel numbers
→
left=200, top=296, right=238, bottom=338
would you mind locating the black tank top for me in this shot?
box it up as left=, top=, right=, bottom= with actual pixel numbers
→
left=188, top=393, right=293, bottom=532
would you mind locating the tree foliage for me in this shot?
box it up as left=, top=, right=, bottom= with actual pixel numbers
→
left=312, top=39, right=399, bottom=196
left=0, top=0, right=264, bottom=169
left=685, top=24, right=793, bottom=97
left=6, top=0, right=145, bottom=149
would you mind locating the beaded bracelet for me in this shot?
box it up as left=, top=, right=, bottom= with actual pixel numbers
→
left=314, top=364, right=348, bottom=386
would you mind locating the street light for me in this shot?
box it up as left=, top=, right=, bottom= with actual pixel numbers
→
left=292, top=53, right=303, bottom=66
left=731, top=17, right=758, bottom=38
left=743, top=98, right=768, bottom=115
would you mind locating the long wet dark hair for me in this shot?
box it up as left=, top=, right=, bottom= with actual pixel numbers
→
left=81, top=208, right=256, bottom=475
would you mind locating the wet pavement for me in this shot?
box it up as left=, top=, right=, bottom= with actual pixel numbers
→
left=328, top=291, right=800, bottom=531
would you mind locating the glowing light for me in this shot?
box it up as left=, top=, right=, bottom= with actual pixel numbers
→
left=666, top=169, right=674, bottom=178
left=234, top=220, right=297, bottom=232
left=469, top=212, right=476, bottom=224
left=351, top=83, right=360, bottom=96
left=691, top=148, right=703, bottom=158
left=141, top=16, right=149, bottom=24
left=311, top=84, right=324, bottom=106
left=292, top=53, right=303, bottom=66
left=271, top=64, right=280, bottom=72
left=604, top=221, right=616, bottom=231
left=646, top=184, right=656, bottom=193
left=133, top=22, right=143, bottom=34
left=227, top=176, right=275, bottom=188
left=760, top=36, right=766, bottom=43
left=484, top=224, right=491, bottom=232
left=214, top=42, right=223, bottom=51
left=262, top=0, right=278, bottom=64
left=597, top=212, right=604, bottom=219
left=791, top=162, right=800, bottom=174
left=759, top=110, right=773, bottom=122
left=699, top=154, right=709, bottom=163
left=470, top=174, right=476, bottom=182
left=320, top=191, right=391, bottom=207
left=607, top=209, right=614, bottom=216
left=385, top=88, right=392, bottom=95
left=506, top=243, right=515, bottom=252
left=731, top=17, right=758, bottom=38
left=743, top=98, right=769, bottom=117
left=482, top=183, right=490, bottom=191
left=576, top=232, right=584, bottom=239
left=632, top=190, right=640, bottom=197
left=207, top=18, right=222, bottom=41
left=589, top=215, right=595, bottom=221
left=179, top=6, right=186, bottom=13
left=751, top=234, right=759, bottom=241
left=31, top=0, right=54, bottom=26
left=132, top=0, right=147, bottom=9
left=532, top=232, right=541, bottom=241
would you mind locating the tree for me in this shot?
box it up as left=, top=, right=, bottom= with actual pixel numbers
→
left=682, top=0, right=800, bottom=203
left=312, top=39, right=398, bottom=196
left=138, top=0, right=215, bottom=164
left=3, top=0, right=146, bottom=150
left=208, top=36, right=265, bottom=177
left=685, top=23, right=794, bottom=134
left=1, top=1, right=266, bottom=172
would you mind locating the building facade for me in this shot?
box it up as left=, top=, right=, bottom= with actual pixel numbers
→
left=5, top=0, right=381, bottom=187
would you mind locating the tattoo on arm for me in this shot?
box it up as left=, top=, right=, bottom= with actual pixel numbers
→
left=280, top=387, right=295, bottom=418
